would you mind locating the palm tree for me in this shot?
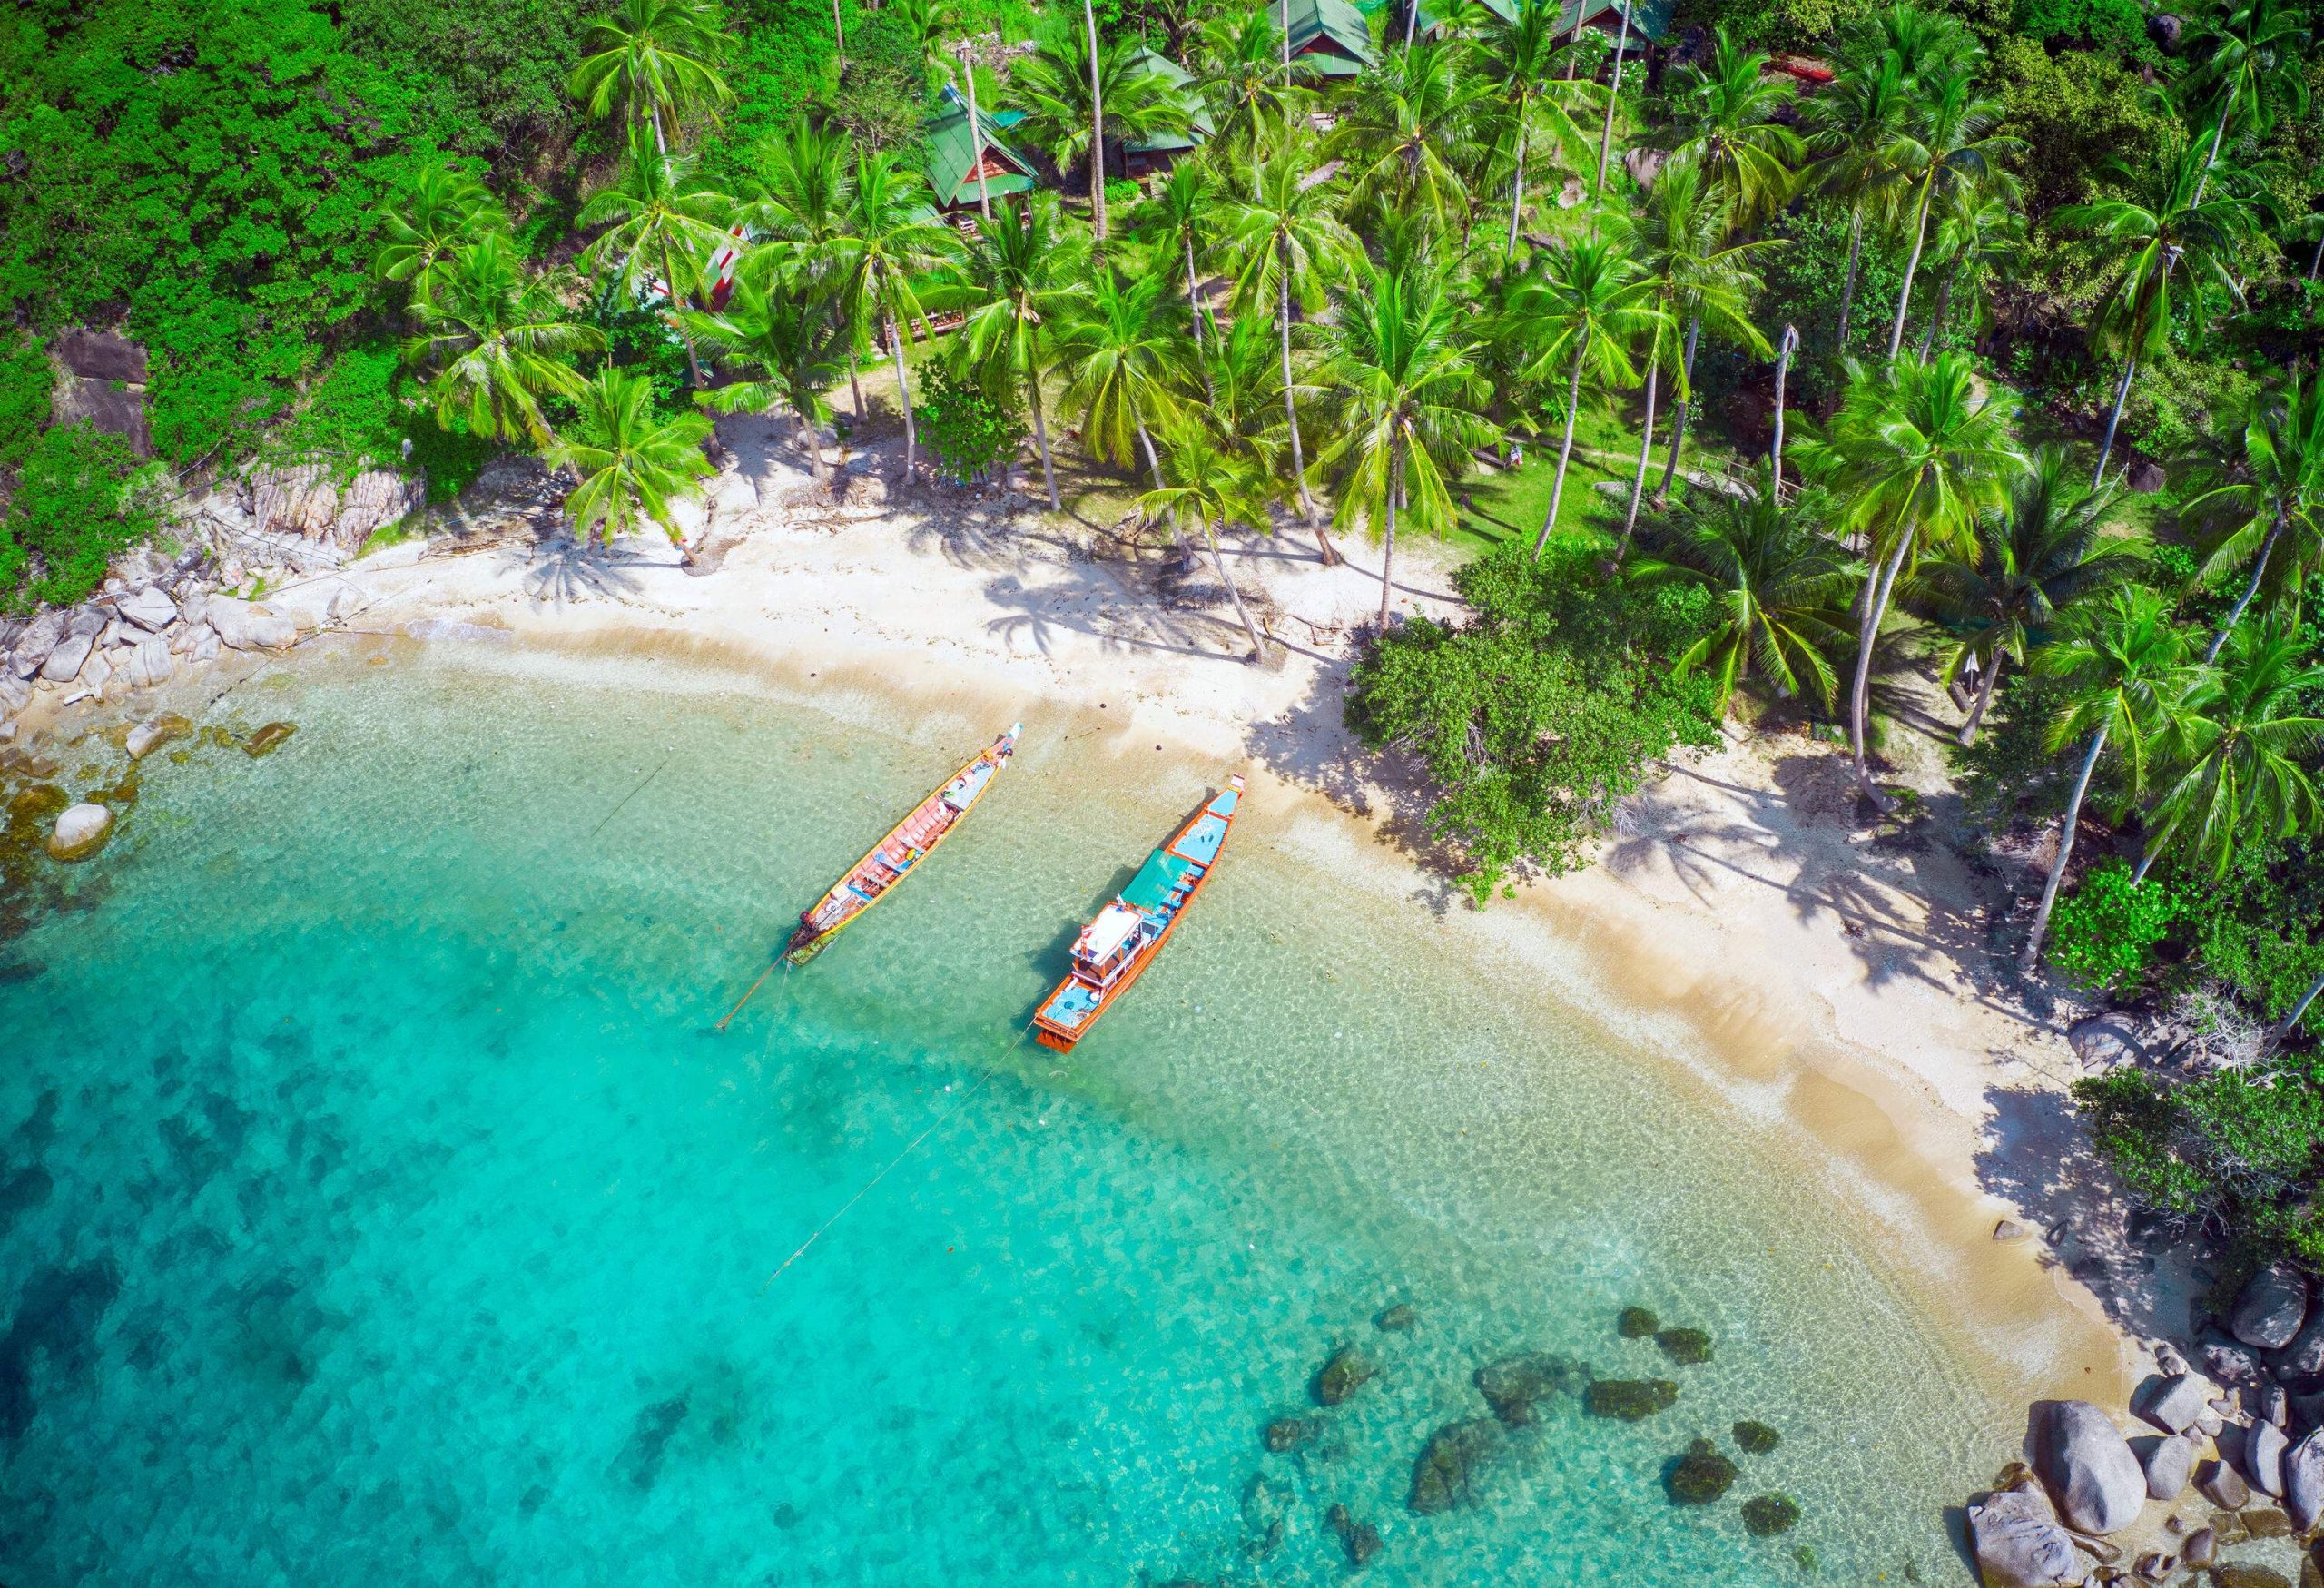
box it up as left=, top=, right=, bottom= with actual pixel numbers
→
left=2019, top=586, right=2205, bottom=972
left=1882, top=53, right=2016, bottom=361
left=950, top=192, right=1089, bottom=511
left=1475, top=0, right=1599, bottom=256
left=1311, top=262, right=1500, bottom=630
left=402, top=233, right=602, bottom=446
left=1014, top=21, right=1187, bottom=242
left=1055, top=266, right=1190, bottom=490
left=1140, top=418, right=1275, bottom=661
left=2181, top=370, right=2324, bottom=662
left=2135, top=615, right=2324, bottom=883
left=547, top=369, right=718, bottom=559
left=737, top=117, right=859, bottom=411
left=1225, top=143, right=1362, bottom=562
left=2180, top=0, right=2310, bottom=209
left=1911, top=447, right=2143, bottom=745
left=1661, top=29, right=1801, bottom=232
left=1633, top=467, right=1859, bottom=715
left=1199, top=312, right=1294, bottom=478
left=576, top=136, right=736, bottom=388
left=372, top=163, right=507, bottom=289
left=830, top=150, right=958, bottom=479
left=1914, top=175, right=2022, bottom=361
left=1331, top=40, right=1487, bottom=234
left=1810, top=351, right=2026, bottom=798
left=2058, top=137, right=2264, bottom=488
left=1501, top=234, right=1661, bottom=557
left=1143, top=162, right=1222, bottom=363
left=1801, top=46, right=1914, bottom=354
left=686, top=278, right=845, bottom=482
left=1196, top=6, right=1291, bottom=187
left=568, top=0, right=736, bottom=166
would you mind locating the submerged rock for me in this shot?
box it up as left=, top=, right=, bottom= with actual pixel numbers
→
left=1374, top=1304, right=1416, bottom=1333
left=1408, top=1419, right=1505, bottom=1515
left=1666, top=1438, right=1739, bottom=1504
left=1742, top=1493, right=1802, bottom=1536
left=1656, top=1327, right=1713, bottom=1366
left=1264, top=1415, right=1317, bottom=1454
left=45, top=804, right=112, bottom=862
left=244, top=721, right=296, bottom=758
left=1242, top=1471, right=1289, bottom=1557
left=2181, top=1526, right=2216, bottom=1566
left=1474, top=1352, right=1586, bottom=1426
left=2213, top=1567, right=2293, bottom=1588
left=2034, top=1400, right=2147, bottom=1534
left=2245, top=1505, right=2294, bottom=1538
left=1325, top=1502, right=1382, bottom=1570
left=125, top=713, right=190, bottom=760
left=1314, top=1345, right=1376, bottom=1407
left=1734, top=1420, right=1782, bottom=1455
left=1586, top=1379, right=1679, bottom=1422
left=1617, top=1307, right=1659, bottom=1339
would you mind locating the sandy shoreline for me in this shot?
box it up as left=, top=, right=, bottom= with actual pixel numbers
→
left=11, top=416, right=2144, bottom=1418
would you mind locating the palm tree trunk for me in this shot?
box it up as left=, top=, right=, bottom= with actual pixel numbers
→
left=1655, top=311, right=1700, bottom=502
left=1594, top=3, right=1633, bottom=199
left=1770, top=323, right=1797, bottom=495
left=832, top=0, right=846, bottom=70
left=1957, top=649, right=1999, bottom=745
left=1507, top=119, right=1529, bottom=261
left=1210, top=518, right=1267, bottom=661
left=1849, top=527, right=1914, bottom=797
left=1886, top=174, right=1936, bottom=362
left=1916, top=270, right=1953, bottom=362
left=849, top=351, right=865, bottom=423
left=1618, top=348, right=1659, bottom=562
left=887, top=309, right=918, bottom=478
left=1404, top=0, right=1420, bottom=45
left=1027, top=353, right=1061, bottom=510
left=2019, top=722, right=2111, bottom=972
left=2191, top=91, right=2232, bottom=210
left=963, top=60, right=993, bottom=221
left=1279, top=252, right=1334, bottom=563
left=2206, top=510, right=2284, bottom=664
left=1380, top=447, right=1403, bottom=630
left=2093, top=353, right=2136, bottom=490
left=1084, top=0, right=1108, bottom=242
left=2267, top=965, right=2324, bottom=1054
left=1185, top=234, right=1207, bottom=354
left=1536, top=329, right=1590, bottom=558
left=798, top=411, right=825, bottom=483
left=664, top=236, right=706, bottom=388
left=1836, top=204, right=1864, bottom=352
left=1135, top=419, right=1191, bottom=557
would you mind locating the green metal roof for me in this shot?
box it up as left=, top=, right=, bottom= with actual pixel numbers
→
left=922, top=100, right=1037, bottom=209
left=1273, top=0, right=1375, bottom=73
left=1413, top=0, right=1669, bottom=37
left=1123, top=46, right=1216, bottom=155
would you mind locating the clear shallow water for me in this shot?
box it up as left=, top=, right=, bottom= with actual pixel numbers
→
left=0, top=646, right=2001, bottom=1586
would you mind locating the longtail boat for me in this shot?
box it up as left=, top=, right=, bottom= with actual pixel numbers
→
left=783, top=725, right=1020, bottom=967
left=1032, top=774, right=1245, bottom=1052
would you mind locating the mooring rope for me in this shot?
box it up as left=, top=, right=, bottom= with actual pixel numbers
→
left=587, top=754, right=670, bottom=840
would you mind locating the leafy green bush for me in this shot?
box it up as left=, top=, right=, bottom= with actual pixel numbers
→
left=701, top=0, right=844, bottom=188
left=1346, top=542, right=1722, bottom=901
left=828, top=3, right=930, bottom=153
left=2183, top=837, right=2324, bottom=1040
left=1756, top=202, right=1910, bottom=403
left=2049, top=861, right=2181, bottom=992
left=1991, top=37, right=2174, bottom=214
left=340, top=0, right=593, bottom=159
left=915, top=363, right=1022, bottom=484
left=0, top=422, right=162, bottom=612
left=261, top=342, right=409, bottom=478
left=2009, top=0, right=2145, bottom=51
left=0, top=333, right=51, bottom=468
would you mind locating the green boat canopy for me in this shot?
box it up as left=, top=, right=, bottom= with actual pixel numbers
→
left=1120, top=849, right=1200, bottom=912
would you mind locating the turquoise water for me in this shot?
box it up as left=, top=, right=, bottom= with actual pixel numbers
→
left=0, top=644, right=2002, bottom=1586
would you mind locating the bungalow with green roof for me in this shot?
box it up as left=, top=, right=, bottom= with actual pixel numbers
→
left=922, top=86, right=1037, bottom=220
left=1410, top=0, right=1670, bottom=45
left=1269, top=0, right=1374, bottom=78
left=1120, top=48, right=1217, bottom=180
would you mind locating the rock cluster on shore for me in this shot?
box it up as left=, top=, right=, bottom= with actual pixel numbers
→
left=1968, top=1262, right=2324, bottom=1585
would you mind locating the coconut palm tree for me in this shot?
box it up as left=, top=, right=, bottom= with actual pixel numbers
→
left=1618, top=163, right=1770, bottom=556
left=830, top=150, right=958, bottom=479
left=1473, top=0, right=1599, bottom=256
left=2180, top=0, right=2311, bottom=209
left=2058, top=137, right=2265, bottom=488
left=1225, top=142, right=1362, bottom=562
left=1882, top=53, right=2016, bottom=361
left=1913, top=176, right=2023, bottom=361
left=1142, top=161, right=1222, bottom=363
left=1196, top=6, right=1292, bottom=186
left=1500, top=233, right=1662, bottom=558
left=1801, top=47, right=1914, bottom=354
left=576, top=136, right=737, bottom=388
left=1141, top=417, right=1275, bottom=661
left=1808, top=351, right=2026, bottom=798
left=1632, top=467, right=1859, bottom=715
left=372, top=163, right=507, bottom=290
left=1660, top=29, right=1802, bottom=232
left=402, top=233, right=602, bottom=446
left=1199, top=312, right=1294, bottom=478
left=2135, top=615, right=2324, bottom=883
left=686, top=278, right=845, bottom=482
left=568, top=0, right=736, bottom=166
left=1014, top=21, right=1187, bottom=242
left=1054, top=265, right=1191, bottom=490
left=1331, top=40, right=1488, bottom=235
left=547, top=368, right=718, bottom=557
left=950, top=192, right=1089, bottom=511
left=2181, top=369, right=2324, bottom=662
left=2020, top=586, right=2207, bottom=972
left=1911, top=447, right=2144, bottom=745
left=737, top=117, right=859, bottom=410
left=1311, top=262, right=1500, bottom=630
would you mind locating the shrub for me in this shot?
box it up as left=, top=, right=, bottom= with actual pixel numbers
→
left=915, top=363, right=1022, bottom=485
left=0, top=334, right=51, bottom=467
left=2009, top=0, right=2146, bottom=52
left=0, top=422, right=162, bottom=612
left=1991, top=37, right=2174, bottom=214
left=2049, top=861, right=2180, bottom=993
